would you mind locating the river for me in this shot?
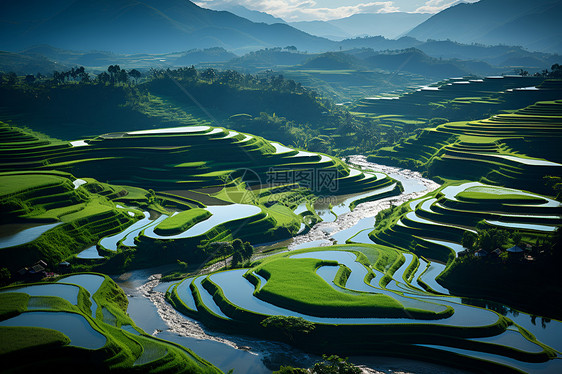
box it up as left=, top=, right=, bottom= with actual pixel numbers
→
left=112, top=157, right=473, bottom=374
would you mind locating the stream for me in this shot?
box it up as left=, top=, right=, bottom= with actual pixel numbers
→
left=113, top=157, right=472, bottom=374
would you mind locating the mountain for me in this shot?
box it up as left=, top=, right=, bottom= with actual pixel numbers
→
left=290, top=12, right=431, bottom=40
left=407, top=0, right=562, bottom=54
left=338, top=36, right=422, bottom=51
left=361, top=48, right=476, bottom=79
left=172, top=47, right=237, bottom=65
left=0, top=51, right=66, bottom=75
left=205, top=4, right=286, bottom=24
left=301, top=52, right=366, bottom=70
left=0, top=0, right=334, bottom=54
left=289, top=21, right=350, bottom=41
left=329, top=12, right=432, bottom=39
left=226, top=49, right=312, bottom=71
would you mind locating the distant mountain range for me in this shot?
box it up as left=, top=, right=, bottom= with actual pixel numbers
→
left=207, top=4, right=286, bottom=25
left=1, top=0, right=560, bottom=61
left=0, top=0, right=333, bottom=54
left=290, top=12, right=432, bottom=40
left=300, top=49, right=495, bottom=80
left=408, top=0, right=562, bottom=54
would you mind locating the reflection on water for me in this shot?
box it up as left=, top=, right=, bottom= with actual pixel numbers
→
left=114, top=268, right=317, bottom=374
left=0, top=222, right=64, bottom=249
left=0, top=311, right=106, bottom=349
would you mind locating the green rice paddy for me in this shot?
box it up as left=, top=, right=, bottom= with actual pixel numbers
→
left=368, top=99, right=562, bottom=195
left=167, top=244, right=561, bottom=372
left=0, top=273, right=221, bottom=373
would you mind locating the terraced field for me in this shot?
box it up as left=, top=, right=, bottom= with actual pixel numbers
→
left=0, top=170, right=145, bottom=269
left=0, top=123, right=402, bottom=272
left=167, top=244, right=562, bottom=373
left=2, top=76, right=561, bottom=373
left=0, top=273, right=221, bottom=373
left=352, top=76, right=562, bottom=120
left=369, top=99, right=562, bottom=195
left=370, top=181, right=562, bottom=263
left=0, top=122, right=392, bottom=194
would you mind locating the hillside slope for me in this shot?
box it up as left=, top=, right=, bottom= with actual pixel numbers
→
left=407, top=0, right=562, bottom=54
left=0, top=0, right=334, bottom=53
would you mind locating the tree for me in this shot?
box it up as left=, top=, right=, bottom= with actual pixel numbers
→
left=478, top=231, right=493, bottom=251
left=128, top=69, right=141, bottom=83
left=201, top=68, right=217, bottom=81
left=97, top=71, right=110, bottom=84
left=231, top=251, right=243, bottom=267
left=512, top=231, right=522, bottom=246
left=285, top=46, right=297, bottom=52
left=311, top=355, right=361, bottom=374
left=260, top=316, right=315, bottom=342
left=52, top=71, right=64, bottom=84
left=117, top=69, right=129, bottom=84
left=273, top=367, right=308, bottom=374
left=233, top=238, right=244, bottom=253
left=24, top=74, right=36, bottom=84
left=0, top=267, right=11, bottom=286
left=211, top=242, right=233, bottom=268
left=107, top=64, right=121, bottom=84
left=462, top=231, right=477, bottom=251
left=79, top=71, right=90, bottom=83
left=243, top=241, right=254, bottom=260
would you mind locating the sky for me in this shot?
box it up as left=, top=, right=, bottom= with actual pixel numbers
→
left=195, top=0, right=480, bottom=21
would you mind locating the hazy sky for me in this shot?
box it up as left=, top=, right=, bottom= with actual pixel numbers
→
left=195, top=0, right=480, bottom=21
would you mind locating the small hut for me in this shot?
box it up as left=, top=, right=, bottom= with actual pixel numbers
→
left=507, top=245, right=524, bottom=259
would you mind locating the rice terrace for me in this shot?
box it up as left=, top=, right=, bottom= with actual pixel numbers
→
left=1, top=0, right=562, bottom=373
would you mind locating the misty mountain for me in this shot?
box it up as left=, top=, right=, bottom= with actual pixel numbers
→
left=205, top=4, right=286, bottom=25
left=415, top=40, right=561, bottom=68
left=226, top=48, right=311, bottom=71
left=173, top=47, right=237, bottom=65
left=290, top=12, right=431, bottom=41
left=17, top=45, right=237, bottom=71
left=338, top=36, right=422, bottom=51
left=0, top=0, right=334, bottom=54
left=360, top=48, right=477, bottom=79
left=407, top=0, right=562, bottom=54
left=289, top=21, right=350, bottom=41
left=0, top=51, right=66, bottom=75
left=301, top=52, right=367, bottom=70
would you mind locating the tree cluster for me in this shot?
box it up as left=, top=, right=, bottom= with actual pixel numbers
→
left=260, top=316, right=315, bottom=342
left=96, top=65, right=141, bottom=85
left=461, top=223, right=520, bottom=252
left=274, top=355, right=361, bottom=374
left=148, top=66, right=309, bottom=96
left=534, top=63, right=562, bottom=77
left=207, top=238, right=253, bottom=268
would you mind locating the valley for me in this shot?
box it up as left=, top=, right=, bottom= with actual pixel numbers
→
left=1, top=1, right=561, bottom=373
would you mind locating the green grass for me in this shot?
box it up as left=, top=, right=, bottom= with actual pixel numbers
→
left=154, top=208, right=212, bottom=235
left=254, top=257, right=408, bottom=318
left=0, top=174, right=69, bottom=197
left=0, top=293, right=29, bottom=320
left=0, top=326, right=70, bottom=355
